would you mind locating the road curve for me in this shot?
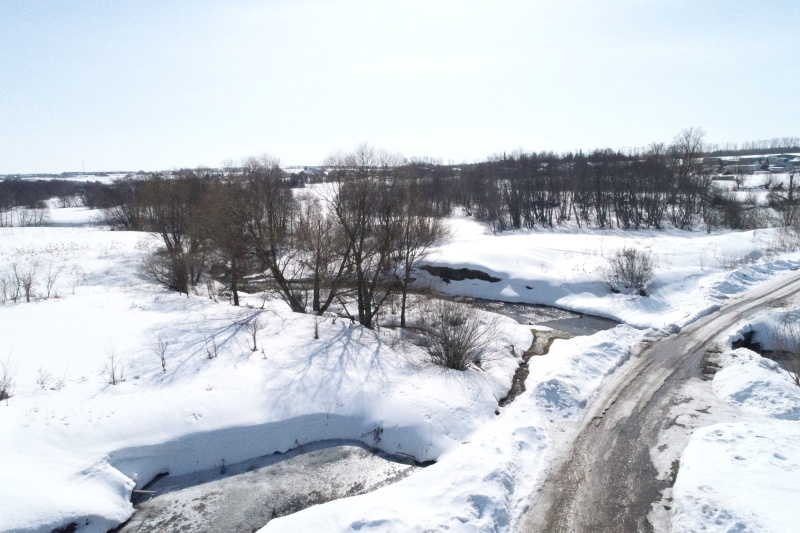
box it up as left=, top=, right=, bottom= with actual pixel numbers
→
left=519, top=271, right=800, bottom=533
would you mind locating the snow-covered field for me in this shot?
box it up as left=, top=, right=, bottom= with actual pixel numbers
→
left=2, top=198, right=800, bottom=533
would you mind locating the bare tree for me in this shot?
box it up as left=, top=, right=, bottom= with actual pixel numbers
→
left=152, top=333, right=170, bottom=372
left=139, top=173, right=209, bottom=295
left=245, top=314, right=265, bottom=352
left=0, top=268, right=21, bottom=303
left=240, top=156, right=306, bottom=313
left=103, top=346, right=124, bottom=385
left=13, top=262, right=37, bottom=303
left=391, top=174, right=449, bottom=327
left=667, top=128, right=710, bottom=230
left=295, top=192, right=352, bottom=315
left=326, top=144, right=406, bottom=329
left=199, top=179, right=251, bottom=306
left=44, top=263, right=62, bottom=299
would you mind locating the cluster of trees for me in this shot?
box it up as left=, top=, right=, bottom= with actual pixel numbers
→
left=458, top=129, right=743, bottom=232
left=0, top=179, right=79, bottom=210
left=705, top=137, right=800, bottom=157
left=106, top=145, right=448, bottom=329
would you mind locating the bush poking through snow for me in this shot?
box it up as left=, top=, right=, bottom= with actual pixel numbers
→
left=36, top=367, right=53, bottom=390
left=0, top=357, right=15, bottom=404
left=103, top=346, right=124, bottom=385
left=44, top=263, right=62, bottom=299
left=421, top=300, right=499, bottom=371
left=605, top=247, right=655, bottom=296
left=204, top=333, right=219, bottom=359
left=245, top=315, right=265, bottom=352
left=151, top=334, right=169, bottom=373
left=776, top=314, right=800, bottom=387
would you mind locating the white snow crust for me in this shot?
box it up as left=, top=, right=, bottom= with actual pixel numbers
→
left=2, top=201, right=800, bottom=532
left=672, top=344, right=800, bottom=532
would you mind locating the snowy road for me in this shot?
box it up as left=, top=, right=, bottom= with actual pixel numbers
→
left=519, top=271, right=800, bottom=533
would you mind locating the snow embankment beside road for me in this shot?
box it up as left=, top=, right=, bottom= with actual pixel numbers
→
left=672, top=346, right=800, bottom=533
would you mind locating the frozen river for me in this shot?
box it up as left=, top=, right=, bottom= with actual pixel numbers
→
left=114, top=299, right=617, bottom=532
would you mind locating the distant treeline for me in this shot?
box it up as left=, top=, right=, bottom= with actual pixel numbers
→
left=704, top=137, right=800, bottom=157
left=2, top=130, right=798, bottom=236
left=4, top=131, right=800, bottom=327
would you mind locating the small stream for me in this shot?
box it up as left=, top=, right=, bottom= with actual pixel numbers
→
left=463, top=298, right=619, bottom=407
left=115, top=440, right=420, bottom=533
left=463, top=297, right=619, bottom=336
left=113, top=298, right=618, bottom=533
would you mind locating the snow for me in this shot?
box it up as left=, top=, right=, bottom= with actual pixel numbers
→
left=260, top=327, right=643, bottom=533
left=1, top=172, right=131, bottom=184
left=421, top=211, right=800, bottom=330
left=0, top=222, right=528, bottom=533
left=713, top=349, right=800, bottom=420
left=672, top=421, right=800, bottom=533
left=3, top=201, right=800, bottom=532
left=672, top=343, right=800, bottom=532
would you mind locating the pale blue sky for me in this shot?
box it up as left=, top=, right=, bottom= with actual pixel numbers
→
left=1, top=0, right=798, bottom=173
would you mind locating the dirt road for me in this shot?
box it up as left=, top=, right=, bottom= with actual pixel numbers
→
left=519, top=272, right=800, bottom=533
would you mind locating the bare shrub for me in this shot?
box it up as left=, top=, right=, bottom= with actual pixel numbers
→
left=0, top=357, right=16, bottom=405
left=141, top=249, right=184, bottom=293
left=13, top=262, right=38, bottom=303
left=420, top=300, right=499, bottom=371
left=775, top=314, right=800, bottom=387
left=36, top=367, right=54, bottom=390
left=777, top=204, right=800, bottom=230
left=44, top=263, right=63, bottom=299
left=0, top=270, right=20, bottom=304
left=244, top=315, right=265, bottom=352
left=103, top=346, right=124, bottom=385
left=605, top=247, right=655, bottom=296
left=204, top=332, right=219, bottom=359
left=70, top=265, right=87, bottom=295
left=152, top=333, right=170, bottom=372
left=53, top=372, right=66, bottom=391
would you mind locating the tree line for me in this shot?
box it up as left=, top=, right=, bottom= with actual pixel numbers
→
left=3, top=130, right=799, bottom=328
left=105, top=146, right=448, bottom=329
left=458, top=129, right=799, bottom=233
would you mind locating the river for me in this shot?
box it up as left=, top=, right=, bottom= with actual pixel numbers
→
left=113, top=298, right=617, bottom=533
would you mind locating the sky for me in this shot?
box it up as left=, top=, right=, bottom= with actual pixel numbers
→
left=1, top=0, right=798, bottom=173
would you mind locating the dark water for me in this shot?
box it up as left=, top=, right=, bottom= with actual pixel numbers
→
left=457, top=297, right=619, bottom=335
left=116, top=440, right=420, bottom=533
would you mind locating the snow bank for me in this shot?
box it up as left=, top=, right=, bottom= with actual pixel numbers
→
left=713, top=349, right=800, bottom=420
left=261, top=326, right=643, bottom=532
left=672, top=345, right=800, bottom=533
left=672, top=421, right=800, bottom=533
